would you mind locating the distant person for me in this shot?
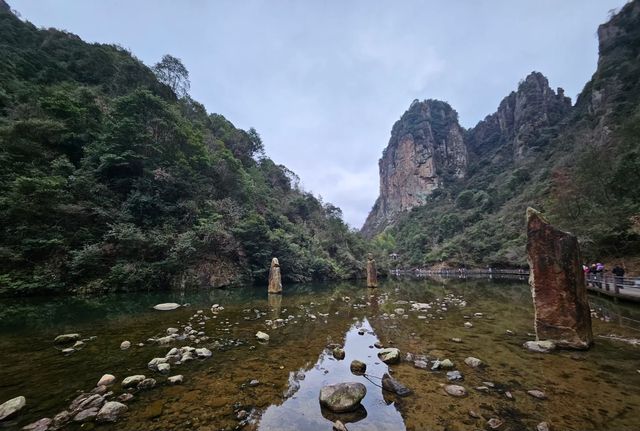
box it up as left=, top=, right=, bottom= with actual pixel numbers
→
left=612, top=264, right=625, bottom=289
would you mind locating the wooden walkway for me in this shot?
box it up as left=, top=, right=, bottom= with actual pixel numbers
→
left=391, top=269, right=640, bottom=303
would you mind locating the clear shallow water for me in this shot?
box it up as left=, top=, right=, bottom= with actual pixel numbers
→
left=0, top=278, right=639, bottom=431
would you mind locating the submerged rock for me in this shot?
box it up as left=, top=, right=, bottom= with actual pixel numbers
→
left=527, top=389, right=547, bottom=399
left=0, top=396, right=26, bottom=421
left=153, top=303, right=180, bottom=311
left=444, top=385, right=467, bottom=397
left=319, top=382, right=367, bottom=412
left=381, top=373, right=412, bottom=396
left=378, top=348, right=400, bottom=364
left=526, top=208, right=593, bottom=349
left=446, top=370, right=463, bottom=381
left=464, top=357, right=483, bottom=368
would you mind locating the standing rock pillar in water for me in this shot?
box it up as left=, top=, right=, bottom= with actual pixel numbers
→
left=526, top=208, right=593, bottom=349
left=268, top=258, right=282, bottom=294
left=366, top=253, right=378, bottom=288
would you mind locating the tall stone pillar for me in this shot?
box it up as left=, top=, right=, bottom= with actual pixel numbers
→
left=526, top=208, right=593, bottom=349
left=268, top=257, right=282, bottom=294
left=366, top=253, right=378, bottom=288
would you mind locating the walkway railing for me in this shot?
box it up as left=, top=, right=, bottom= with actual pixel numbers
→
left=390, top=268, right=640, bottom=302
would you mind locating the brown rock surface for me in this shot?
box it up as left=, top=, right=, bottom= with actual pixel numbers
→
left=267, top=257, right=282, bottom=294
left=526, top=208, right=593, bottom=349
left=366, top=254, right=377, bottom=288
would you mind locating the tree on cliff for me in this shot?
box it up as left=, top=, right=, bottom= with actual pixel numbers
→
left=152, top=54, right=191, bottom=97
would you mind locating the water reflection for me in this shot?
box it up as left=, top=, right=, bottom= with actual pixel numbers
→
left=257, top=318, right=406, bottom=431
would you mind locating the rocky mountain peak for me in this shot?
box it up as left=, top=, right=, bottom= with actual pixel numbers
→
left=361, top=99, right=466, bottom=237
left=467, top=71, right=571, bottom=160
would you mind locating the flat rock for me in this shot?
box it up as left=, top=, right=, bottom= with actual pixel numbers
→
left=168, top=375, right=183, bottom=385
left=527, top=389, right=547, bottom=399
left=122, top=375, right=145, bottom=388
left=446, top=370, right=463, bottom=381
left=0, top=396, right=26, bottom=421
left=137, top=378, right=156, bottom=391
left=96, top=401, right=128, bottom=423
left=54, top=334, right=80, bottom=344
left=153, top=303, right=181, bottom=311
left=487, top=418, right=504, bottom=429
left=319, top=382, right=366, bottom=413
left=378, top=348, right=400, bottom=364
left=381, top=373, right=411, bottom=396
left=21, top=417, right=52, bottom=431
left=73, top=407, right=98, bottom=423
left=444, top=385, right=467, bottom=397
left=195, top=348, right=212, bottom=358
left=523, top=340, right=556, bottom=353
left=464, top=357, right=483, bottom=367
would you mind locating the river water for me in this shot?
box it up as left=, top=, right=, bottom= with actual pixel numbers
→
left=1, top=278, right=639, bottom=430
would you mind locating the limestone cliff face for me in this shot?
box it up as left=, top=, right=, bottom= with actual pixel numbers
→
left=361, top=100, right=466, bottom=237
left=467, top=72, right=571, bottom=160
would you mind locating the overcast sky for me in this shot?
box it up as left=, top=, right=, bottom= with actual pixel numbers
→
left=12, top=0, right=627, bottom=228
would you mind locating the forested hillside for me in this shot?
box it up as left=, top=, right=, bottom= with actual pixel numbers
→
left=0, top=8, right=366, bottom=295
left=367, top=1, right=640, bottom=269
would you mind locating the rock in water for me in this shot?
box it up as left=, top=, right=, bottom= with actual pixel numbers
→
left=333, top=347, right=345, bottom=360
left=22, top=418, right=52, bottom=431
left=256, top=331, right=270, bottom=342
left=381, top=373, right=412, bottom=396
left=333, top=420, right=349, bottom=431
left=268, top=257, right=282, bottom=294
left=122, top=375, right=146, bottom=388
left=444, top=385, right=467, bottom=397
left=366, top=253, right=378, bottom=288
left=523, top=340, right=556, bottom=353
left=319, top=382, right=366, bottom=412
left=0, top=396, right=26, bottom=421
left=378, top=347, right=400, bottom=364
left=350, top=360, right=366, bottom=374
left=153, top=303, right=180, bottom=311
left=464, top=357, right=483, bottom=368
left=54, top=334, right=80, bottom=344
left=96, top=401, right=128, bottom=423
left=97, top=374, right=116, bottom=386
left=526, top=208, right=593, bottom=349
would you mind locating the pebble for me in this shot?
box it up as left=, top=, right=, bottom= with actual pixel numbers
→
left=527, top=389, right=547, bottom=399
left=464, top=322, right=474, bottom=328
left=249, top=379, right=260, bottom=387
left=487, top=418, right=504, bottom=429
left=464, top=357, right=483, bottom=368
left=447, top=370, right=463, bottom=381
left=256, top=331, right=270, bottom=341
left=444, top=384, right=467, bottom=397
left=451, top=337, right=462, bottom=343
left=120, top=341, right=131, bottom=350
left=168, top=375, right=184, bottom=385
left=536, top=422, right=551, bottom=431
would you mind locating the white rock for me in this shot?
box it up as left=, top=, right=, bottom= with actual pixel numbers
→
left=464, top=357, right=483, bottom=368
left=96, top=401, right=128, bottom=423
left=97, top=374, right=116, bottom=386
left=168, top=375, right=183, bottom=385
left=153, top=303, right=180, bottom=311
left=0, top=396, right=26, bottom=421
left=195, top=348, right=212, bottom=358
left=166, top=328, right=179, bottom=335
left=256, top=331, right=270, bottom=341
left=120, top=341, right=131, bottom=350
left=122, top=375, right=145, bottom=388
left=464, top=322, right=474, bottom=328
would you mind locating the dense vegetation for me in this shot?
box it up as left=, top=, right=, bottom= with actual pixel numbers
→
left=371, top=2, right=640, bottom=270
left=0, top=9, right=367, bottom=295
